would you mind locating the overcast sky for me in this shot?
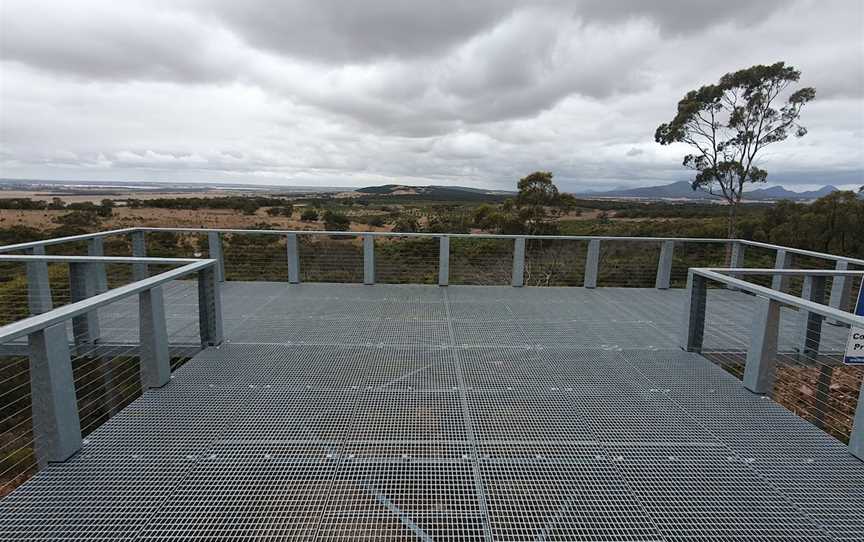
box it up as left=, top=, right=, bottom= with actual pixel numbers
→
left=1, top=0, right=862, bottom=191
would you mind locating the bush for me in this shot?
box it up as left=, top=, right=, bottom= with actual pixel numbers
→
left=323, top=210, right=351, bottom=231
left=300, top=208, right=319, bottom=221
left=367, top=216, right=385, bottom=227
left=266, top=205, right=294, bottom=218
left=392, top=216, right=420, bottom=233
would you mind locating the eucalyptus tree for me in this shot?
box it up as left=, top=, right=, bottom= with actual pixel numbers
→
left=656, top=62, right=815, bottom=238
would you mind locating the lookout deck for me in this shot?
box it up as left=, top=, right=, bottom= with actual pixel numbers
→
left=1, top=283, right=862, bottom=541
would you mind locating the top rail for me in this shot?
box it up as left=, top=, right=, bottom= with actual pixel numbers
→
left=0, top=255, right=201, bottom=265
left=738, top=239, right=864, bottom=267
left=0, top=227, right=137, bottom=254
left=712, top=267, right=864, bottom=277
left=691, top=268, right=864, bottom=327
left=0, top=259, right=216, bottom=345
left=135, top=227, right=733, bottom=243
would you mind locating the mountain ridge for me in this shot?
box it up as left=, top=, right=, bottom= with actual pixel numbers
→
left=576, top=181, right=844, bottom=201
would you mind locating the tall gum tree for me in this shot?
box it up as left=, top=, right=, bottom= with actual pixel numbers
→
left=655, top=62, right=815, bottom=240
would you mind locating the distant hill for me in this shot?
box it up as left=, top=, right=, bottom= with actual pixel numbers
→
left=578, top=181, right=842, bottom=201
left=355, top=184, right=512, bottom=201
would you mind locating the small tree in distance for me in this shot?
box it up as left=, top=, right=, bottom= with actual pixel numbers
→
left=655, top=62, right=815, bottom=239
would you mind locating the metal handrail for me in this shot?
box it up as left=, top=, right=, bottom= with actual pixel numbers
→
left=0, top=255, right=202, bottom=264
left=137, top=226, right=732, bottom=243
left=0, top=258, right=216, bottom=345
left=738, top=239, right=864, bottom=267
left=0, top=227, right=137, bottom=254
left=711, top=267, right=864, bottom=277
left=690, top=268, right=864, bottom=327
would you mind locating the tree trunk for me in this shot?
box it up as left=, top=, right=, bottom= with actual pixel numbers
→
left=726, top=202, right=739, bottom=239
left=724, top=202, right=739, bottom=266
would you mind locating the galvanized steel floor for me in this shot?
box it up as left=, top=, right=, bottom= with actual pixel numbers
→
left=1, top=283, right=862, bottom=541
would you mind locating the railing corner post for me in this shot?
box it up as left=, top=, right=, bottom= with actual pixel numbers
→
left=26, top=245, right=53, bottom=315
left=198, top=265, right=223, bottom=347
left=139, top=285, right=171, bottom=388
left=287, top=233, right=300, bottom=284
left=207, top=231, right=225, bottom=283
left=69, top=262, right=101, bottom=347
left=87, top=237, right=109, bottom=293
left=680, top=271, right=707, bottom=352
left=363, top=234, right=375, bottom=285
left=438, top=236, right=449, bottom=287
left=511, top=237, right=525, bottom=287
left=28, top=323, right=82, bottom=465
left=797, top=274, right=826, bottom=356
left=655, top=240, right=674, bottom=290
left=743, top=296, right=781, bottom=394
left=131, top=230, right=148, bottom=281
left=771, top=248, right=792, bottom=291
left=828, top=260, right=852, bottom=324
left=584, top=239, right=600, bottom=289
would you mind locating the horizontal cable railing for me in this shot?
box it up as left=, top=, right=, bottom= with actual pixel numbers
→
left=0, top=254, right=223, bottom=497
left=681, top=267, right=864, bottom=459
left=1, top=226, right=862, bottom=473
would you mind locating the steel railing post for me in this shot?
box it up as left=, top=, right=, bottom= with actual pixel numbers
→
left=680, top=271, right=707, bottom=352
left=827, top=260, right=852, bottom=325
left=797, top=275, right=826, bottom=356
left=728, top=241, right=746, bottom=289
left=207, top=232, right=225, bottom=283
left=584, top=239, right=600, bottom=289
left=139, top=286, right=171, bottom=388
left=69, top=262, right=101, bottom=347
left=363, top=234, right=375, bottom=285
left=512, top=237, right=525, bottom=287
left=26, top=245, right=52, bottom=315
left=131, top=231, right=148, bottom=281
left=771, top=248, right=792, bottom=291
left=655, top=240, right=674, bottom=290
left=28, top=323, right=82, bottom=464
left=743, top=296, right=781, bottom=394
left=87, top=237, right=109, bottom=293
left=287, top=233, right=300, bottom=284
left=198, top=266, right=224, bottom=347
left=851, top=379, right=864, bottom=461
left=438, top=236, right=449, bottom=287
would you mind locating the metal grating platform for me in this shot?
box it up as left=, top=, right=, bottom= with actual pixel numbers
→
left=1, top=283, right=862, bottom=541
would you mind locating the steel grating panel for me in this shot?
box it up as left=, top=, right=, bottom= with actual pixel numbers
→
left=1, top=283, right=862, bottom=541
left=609, top=444, right=833, bottom=541
left=318, top=461, right=487, bottom=541
left=480, top=454, right=665, bottom=541
left=139, top=451, right=338, bottom=541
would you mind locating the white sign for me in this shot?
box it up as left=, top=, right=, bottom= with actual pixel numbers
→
left=845, top=281, right=864, bottom=365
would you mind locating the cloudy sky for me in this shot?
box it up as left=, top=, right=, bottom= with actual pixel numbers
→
left=1, top=0, right=862, bottom=191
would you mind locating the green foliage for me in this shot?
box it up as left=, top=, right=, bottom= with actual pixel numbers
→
left=300, top=208, right=320, bottom=221
left=52, top=210, right=101, bottom=230
left=127, top=196, right=291, bottom=213
left=655, top=61, right=815, bottom=237
left=366, top=216, right=385, bottom=227
left=392, top=216, right=420, bottom=233
left=322, top=210, right=351, bottom=231
left=265, top=204, right=294, bottom=217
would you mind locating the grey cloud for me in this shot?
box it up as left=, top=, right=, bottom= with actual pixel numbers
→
left=0, top=1, right=244, bottom=83
left=572, top=0, right=788, bottom=34
left=0, top=0, right=861, bottom=191
left=192, top=0, right=521, bottom=62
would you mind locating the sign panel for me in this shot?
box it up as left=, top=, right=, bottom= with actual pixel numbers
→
left=845, top=281, right=864, bottom=365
